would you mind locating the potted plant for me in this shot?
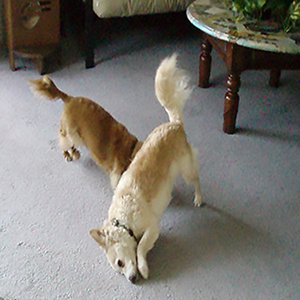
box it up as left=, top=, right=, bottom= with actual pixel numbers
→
left=231, top=0, right=300, bottom=32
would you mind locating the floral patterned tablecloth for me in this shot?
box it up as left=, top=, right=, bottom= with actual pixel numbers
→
left=187, top=0, right=300, bottom=54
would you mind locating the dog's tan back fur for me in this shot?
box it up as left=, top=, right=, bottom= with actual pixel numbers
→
left=30, top=76, right=142, bottom=188
left=115, top=122, right=189, bottom=204
left=61, top=96, right=141, bottom=173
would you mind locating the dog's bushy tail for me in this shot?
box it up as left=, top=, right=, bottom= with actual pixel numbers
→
left=29, top=75, right=70, bottom=102
left=155, top=53, right=192, bottom=123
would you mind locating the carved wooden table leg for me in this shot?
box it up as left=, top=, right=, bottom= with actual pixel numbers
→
left=223, top=72, right=241, bottom=134
left=39, top=58, right=47, bottom=75
left=199, top=35, right=212, bottom=88
left=269, top=69, right=281, bottom=88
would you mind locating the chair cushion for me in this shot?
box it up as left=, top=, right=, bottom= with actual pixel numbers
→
left=93, top=0, right=194, bottom=18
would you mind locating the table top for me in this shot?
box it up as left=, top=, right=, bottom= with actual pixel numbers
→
left=187, top=0, right=300, bottom=54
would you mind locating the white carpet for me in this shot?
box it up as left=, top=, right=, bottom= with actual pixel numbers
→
left=1, top=13, right=299, bottom=300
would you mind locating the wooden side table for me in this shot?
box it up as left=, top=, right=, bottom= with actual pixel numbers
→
left=187, top=0, right=300, bottom=134
left=4, top=0, right=61, bottom=74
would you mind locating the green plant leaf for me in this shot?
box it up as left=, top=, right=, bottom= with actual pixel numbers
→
left=257, top=0, right=267, bottom=9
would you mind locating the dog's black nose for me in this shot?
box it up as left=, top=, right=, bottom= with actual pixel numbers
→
left=129, top=275, right=137, bottom=284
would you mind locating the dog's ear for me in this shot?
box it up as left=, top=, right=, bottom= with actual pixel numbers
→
left=90, top=229, right=107, bottom=248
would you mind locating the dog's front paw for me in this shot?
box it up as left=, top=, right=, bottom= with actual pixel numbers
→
left=138, top=259, right=149, bottom=280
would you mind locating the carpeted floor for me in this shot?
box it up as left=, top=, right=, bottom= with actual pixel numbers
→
left=0, top=12, right=299, bottom=300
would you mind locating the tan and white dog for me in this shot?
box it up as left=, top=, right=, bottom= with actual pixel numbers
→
left=90, top=54, right=203, bottom=283
left=30, top=76, right=142, bottom=188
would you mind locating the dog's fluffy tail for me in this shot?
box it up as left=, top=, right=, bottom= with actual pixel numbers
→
left=155, top=53, right=192, bottom=123
left=29, top=75, right=70, bottom=102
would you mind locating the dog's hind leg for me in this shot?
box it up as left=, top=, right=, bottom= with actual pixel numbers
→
left=69, top=146, right=81, bottom=161
left=137, top=224, right=160, bottom=279
left=180, top=146, right=203, bottom=207
left=58, top=127, right=81, bottom=162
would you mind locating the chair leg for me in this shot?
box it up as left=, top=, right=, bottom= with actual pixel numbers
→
left=199, top=36, right=212, bottom=88
left=269, top=69, right=281, bottom=88
left=223, top=72, right=241, bottom=134
left=38, top=57, right=47, bottom=75
left=9, top=51, right=16, bottom=71
left=85, top=0, right=95, bottom=68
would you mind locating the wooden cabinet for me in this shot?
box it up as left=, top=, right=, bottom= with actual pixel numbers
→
left=4, top=0, right=60, bottom=74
